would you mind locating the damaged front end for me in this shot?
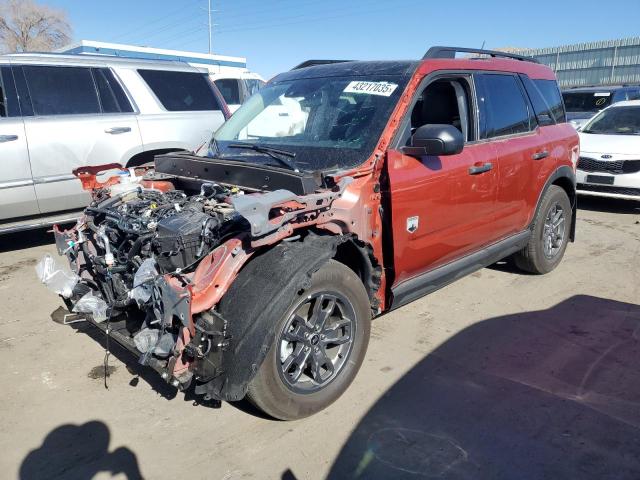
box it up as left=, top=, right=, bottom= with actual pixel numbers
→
left=40, top=157, right=369, bottom=400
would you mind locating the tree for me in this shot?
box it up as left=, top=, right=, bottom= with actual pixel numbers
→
left=0, top=0, right=71, bottom=53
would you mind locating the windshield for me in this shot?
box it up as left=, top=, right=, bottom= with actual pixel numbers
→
left=210, top=75, right=407, bottom=172
left=562, top=91, right=614, bottom=113
left=582, top=106, right=640, bottom=135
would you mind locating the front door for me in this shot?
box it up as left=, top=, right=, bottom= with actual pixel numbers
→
left=0, top=65, right=38, bottom=220
left=387, top=75, right=499, bottom=286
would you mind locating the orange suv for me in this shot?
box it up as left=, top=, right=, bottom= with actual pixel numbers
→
left=47, top=46, right=579, bottom=420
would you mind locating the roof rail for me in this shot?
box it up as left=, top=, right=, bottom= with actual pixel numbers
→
left=423, top=46, right=539, bottom=63
left=291, top=59, right=353, bottom=70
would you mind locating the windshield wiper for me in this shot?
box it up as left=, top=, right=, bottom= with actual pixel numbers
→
left=228, top=143, right=300, bottom=172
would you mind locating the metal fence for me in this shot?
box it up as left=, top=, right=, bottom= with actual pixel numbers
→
left=518, top=37, right=640, bottom=88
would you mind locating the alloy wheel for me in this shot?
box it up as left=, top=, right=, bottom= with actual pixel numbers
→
left=542, top=202, right=566, bottom=259
left=277, top=292, right=356, bottom=394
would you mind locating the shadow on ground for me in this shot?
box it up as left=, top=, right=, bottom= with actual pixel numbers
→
left=19, top=420, right=143, bottom=480
left=328, top=295, right=640, bottom=480
left=0, top=228, right=54, bottom=253
left=577, top=195, right=640, bottom=215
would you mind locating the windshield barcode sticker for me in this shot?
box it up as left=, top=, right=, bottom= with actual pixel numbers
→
left=594, top=92, right=611, bottom=96
left=343, top=81, right=398, bottom=97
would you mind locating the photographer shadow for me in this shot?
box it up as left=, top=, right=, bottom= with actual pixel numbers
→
left=19, top=420, right=143, bottom=480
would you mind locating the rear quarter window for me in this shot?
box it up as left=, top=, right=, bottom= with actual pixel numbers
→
left=138, top=69, right=221, bottom=112
left=533, top=79, right=566, bottom=123
left=521, top=76, right=566, bottom=124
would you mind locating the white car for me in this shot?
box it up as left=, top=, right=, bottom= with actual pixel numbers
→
left=577, top=100, right=640, bottom=200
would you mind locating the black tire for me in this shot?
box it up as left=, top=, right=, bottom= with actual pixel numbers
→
left=246, top=260, right=371, bottom=420
left=514, top=185, right=572, bottom=274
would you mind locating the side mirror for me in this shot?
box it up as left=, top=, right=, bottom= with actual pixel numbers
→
left=537, top=113, right=555, bottom=127
left=402, top=124, right=464, bottom=157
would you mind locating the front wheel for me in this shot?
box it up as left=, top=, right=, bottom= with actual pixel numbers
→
left=246, top=260, right=371, bottom=420
left=514, top=185, right=572, bottom=274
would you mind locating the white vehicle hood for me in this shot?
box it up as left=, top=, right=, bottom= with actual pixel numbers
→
left=579, top=132, right=640, bottom=156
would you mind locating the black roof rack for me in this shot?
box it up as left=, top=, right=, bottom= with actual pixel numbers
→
left=291, top=59, right=354, bottom=70
left=423, top=46, right=539, bottom=64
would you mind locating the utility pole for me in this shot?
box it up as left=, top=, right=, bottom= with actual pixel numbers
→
left=208, top=0, right=212, bottom=54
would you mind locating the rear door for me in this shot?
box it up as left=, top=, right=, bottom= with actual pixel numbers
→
left=19, top=64, right=142, bottom=213
left=474, top=72, right=543, bottom=237
left=0, top=65, right=39, bottom=220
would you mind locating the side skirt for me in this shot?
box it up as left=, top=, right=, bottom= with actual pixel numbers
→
left=390, top=230, right=531, bottom=310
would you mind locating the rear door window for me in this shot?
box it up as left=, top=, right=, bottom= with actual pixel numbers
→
left=214, top=79, right=241, bottom=105
left=23, top=66, right=101, bottom=116
left=92, top=68, right=134, bottom=113
left=476, top=73, right=532, bottom=139
left=138, top=69, right=221, bottom=111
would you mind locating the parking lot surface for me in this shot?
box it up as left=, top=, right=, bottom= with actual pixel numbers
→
left=0, top=197, right=639, bottom=480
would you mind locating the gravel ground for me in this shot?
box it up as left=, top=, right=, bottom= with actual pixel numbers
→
left=0, top=196, right=638, bottom=480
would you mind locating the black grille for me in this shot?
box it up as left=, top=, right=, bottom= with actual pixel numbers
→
left=577, top=157, right=640, bottom=174
left=578, top=183, right=640, bottom=197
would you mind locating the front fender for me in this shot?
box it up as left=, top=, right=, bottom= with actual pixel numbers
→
left=194, top=233, right=343, bottom=401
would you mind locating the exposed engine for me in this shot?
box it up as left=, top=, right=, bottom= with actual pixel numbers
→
left=74, top=183, right=244, bottom=307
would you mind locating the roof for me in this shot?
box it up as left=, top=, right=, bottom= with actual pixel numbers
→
left=563, top=85, right=637, bottom=92
left=607, top=99, right=640, bottom=108
left=1, top=52, right=205, bottom=72
left=276, top=55, right=555, bottom=83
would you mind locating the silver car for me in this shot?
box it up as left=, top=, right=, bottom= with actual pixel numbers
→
left=0, top=53, right=229, bottom=232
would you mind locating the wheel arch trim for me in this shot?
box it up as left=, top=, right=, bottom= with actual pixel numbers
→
left=532, top=166, right=577, bottom=242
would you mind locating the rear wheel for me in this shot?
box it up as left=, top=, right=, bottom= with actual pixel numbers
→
left=514, top=185, right=572, bottom=274
left=246, top=260, right=371, bottom=420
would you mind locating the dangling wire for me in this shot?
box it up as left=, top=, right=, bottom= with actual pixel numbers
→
left=103, top=305, right=114, bottom=389
left=103, top=271, right=115, bottom=390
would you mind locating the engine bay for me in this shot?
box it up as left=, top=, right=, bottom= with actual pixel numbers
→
left=40, top=160, right=353, bottom=395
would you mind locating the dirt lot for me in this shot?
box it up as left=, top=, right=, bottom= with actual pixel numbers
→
left=0, top=196, right=639, bottom=480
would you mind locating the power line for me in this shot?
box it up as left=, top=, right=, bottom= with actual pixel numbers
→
left=215, top=0, right=418, bottom=35
left=110, top=0, right=202, bottom=42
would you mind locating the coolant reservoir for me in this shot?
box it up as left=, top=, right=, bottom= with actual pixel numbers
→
left=110, top=170, right=141, bottom=196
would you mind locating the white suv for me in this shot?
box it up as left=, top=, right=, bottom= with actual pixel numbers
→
left=0, top=53, right=229, bottom=232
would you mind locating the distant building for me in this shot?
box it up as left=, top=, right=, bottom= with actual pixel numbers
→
left=517, top=37, right=640, bottom=88
left=56, top=40, right=247, bottom=76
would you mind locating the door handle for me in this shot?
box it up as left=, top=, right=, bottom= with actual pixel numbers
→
left=532, top=150, right=549, bottom=160
left=0, top=134, right=18, bottom=143
left=468, top=162, right=493, bottom=175
left=105, top=127, right=131, bottom=134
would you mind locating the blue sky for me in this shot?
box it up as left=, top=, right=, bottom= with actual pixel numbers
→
left=49, top=0, right=640, bottom=78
